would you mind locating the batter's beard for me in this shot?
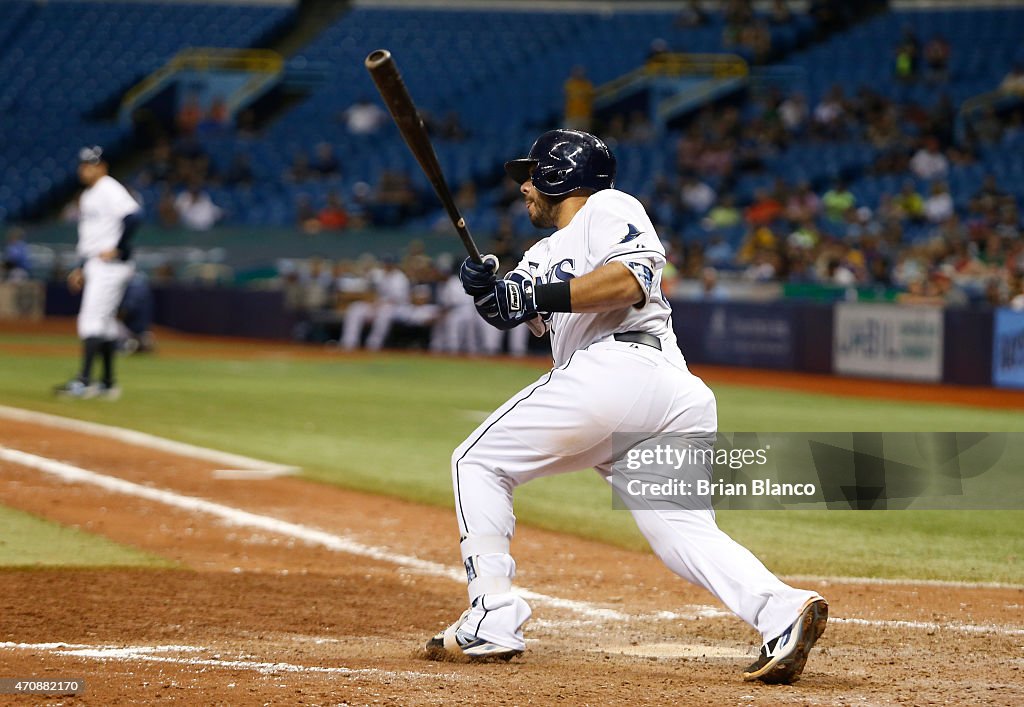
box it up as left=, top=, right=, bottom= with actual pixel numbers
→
left=527, top=194, right=558, bottom=229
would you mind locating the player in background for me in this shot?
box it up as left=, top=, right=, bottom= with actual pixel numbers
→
left=55, top=146, right=142, bottom=399
left=426, top=130, right=828, bottom=684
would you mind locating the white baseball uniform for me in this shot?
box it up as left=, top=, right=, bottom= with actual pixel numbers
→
left=342, top=266, right=422, bottom=350
left=77, top=175, right=140, bottom=340
left=451, top=189, right=818, bottom=651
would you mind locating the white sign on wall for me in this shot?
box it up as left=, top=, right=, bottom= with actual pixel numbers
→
left=833, top=304, right=944, bottom=381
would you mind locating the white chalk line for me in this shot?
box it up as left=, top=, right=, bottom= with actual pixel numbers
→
left=831, top=617, right=1024, bottom=637
left=0, top=404, right=297, bottom=477
left=1, top=406, right=1022, bottom=638
left=0, top=642, right=452, bottom=681
left=787, top=574, right=1024, bottom=591
left=0, top=445, right=625, bottom=621
left=4, top=445, right=1022, bottom=640
left=3, top=405, right=1019, bottom=590
left=2, top=404, right=1018, bottom=591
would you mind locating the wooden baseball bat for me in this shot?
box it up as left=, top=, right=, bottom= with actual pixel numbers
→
left=364, top=49, right=545, bottom=337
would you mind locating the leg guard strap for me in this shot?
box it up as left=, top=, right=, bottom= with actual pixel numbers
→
left=468, top=575, right=513, bottom=600
left=459, top=534, right=510, bottom=561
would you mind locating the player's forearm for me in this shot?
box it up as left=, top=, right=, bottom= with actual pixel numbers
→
left=546, top=262, right=643, bottom=313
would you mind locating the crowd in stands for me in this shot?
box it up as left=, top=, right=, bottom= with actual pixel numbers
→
left=68, top=0, right=1021, bottom=315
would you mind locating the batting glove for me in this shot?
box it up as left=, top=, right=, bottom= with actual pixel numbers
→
left=494, top=278, right=538, bottom=325
left=460, top=254, right=499, bottom=297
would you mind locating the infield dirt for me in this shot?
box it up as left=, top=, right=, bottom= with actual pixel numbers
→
left=1, top=413, right=1022, bottom=706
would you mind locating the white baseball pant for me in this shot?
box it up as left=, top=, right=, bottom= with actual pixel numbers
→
left=78, top=258, right=135, bottom=340
left=451, top=339, right=818, bottom=651
left=343, top=302, right=440, bottom=350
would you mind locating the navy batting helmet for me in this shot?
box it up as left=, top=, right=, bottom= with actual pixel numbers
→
left=504, top=129, right=616, bottom=197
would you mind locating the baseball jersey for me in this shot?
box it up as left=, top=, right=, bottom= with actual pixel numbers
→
left=77, top=175, right=141, bottom=259
left=372, top=267, right=411, bottom=306
left=509, top=189, right=683, bottom=368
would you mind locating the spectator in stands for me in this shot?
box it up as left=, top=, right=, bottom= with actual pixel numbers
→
left=156, top=186, right=178, bottom=228
left=675, top=126, right=703, bottom=174
left=318, top=192, right=349, bottom=231
left=198, top=96, right=229, bottom=135
left=174, top=181, right=223, bottom=231
left=745, top=188, right=784, bottom=227
left=341, top=97, right=387, bottom=136
left=923, top=35, right=951, bottom=84
left=813, top=86, right=848, bottom=138
left=704, top=194, right=742, bottom=230
left=312, top=142, right=341, bottom=178
left=646, top=38, right=671, bottom=67
left=970, top=105, right=1004, bottom=146
left=675, top=0, right=709, bottom=27
left=975, top=174, right=1007, bottom=203
left=893, top=179, right=925, bottom=222
left=894, top=26, right=920, bottom=82
left=909, top=137, right=949, bottom=181
left=563, top=65, right=595, bottom=132
left=700, top=267, right=727, bottom=300
left=137, top=138, right=175, bottom=187
left=680, top=174, right=716, bottom=215
left=924, top=181, right=954, bottom=224
left=722, top=0, right=755, bottom=48
left=1000, top=64, right=1024, bottom=95
left=2, top=227, right=30, bottom=280
left=625, top=111, right=656, bottom=144
left=371, top=170, right=419, bottom=226
left=704, top=236, right=736, bottom=268
left=779, top=92, right=808, bottom=135
left=176, top=92, right=203, bottom=136
left=784, top=181, right=821, bottom=222
left=296, top=194, right=318, bottom=233
left=770, top=0, right=792, bottom=24
left=822, top=180, right=856, bottom=223
left=739, top=19, right=773, bottom=64
left=284, top=151, right=312, bottom=183
left=697, top=138, right=736, bottom=179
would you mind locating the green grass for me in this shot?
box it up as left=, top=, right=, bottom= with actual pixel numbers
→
left=0, top=504, right=173, bottom=568
left=1, top=334, right=1021, bottom=583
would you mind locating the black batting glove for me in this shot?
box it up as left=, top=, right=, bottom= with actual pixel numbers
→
left=460, top=254, right=499, bottom=297
left=494, top=278, right=538, bottom=325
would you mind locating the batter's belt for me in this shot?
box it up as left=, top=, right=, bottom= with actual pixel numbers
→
left=613, top=331, right=662, bottom=350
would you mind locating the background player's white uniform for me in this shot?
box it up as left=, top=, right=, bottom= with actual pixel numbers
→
left=77, top=175, right=140, bottom=340
left=451, top=189, right=818, bottom=652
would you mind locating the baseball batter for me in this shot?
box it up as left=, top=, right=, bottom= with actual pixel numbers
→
left=55, top=146, right=141, bottom=399
left=426, top=130, right=827, bottom=684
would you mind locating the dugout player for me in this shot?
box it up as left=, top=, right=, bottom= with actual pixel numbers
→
left=55, top=146, right=141, bottom=399
left=426, top=130, right=828, bottom=684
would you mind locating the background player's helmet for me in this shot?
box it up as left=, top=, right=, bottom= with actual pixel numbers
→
left=505, top=129, right=616, bottom=197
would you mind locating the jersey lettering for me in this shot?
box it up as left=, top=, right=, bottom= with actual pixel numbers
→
left=548, top=258, right=576, bottom=283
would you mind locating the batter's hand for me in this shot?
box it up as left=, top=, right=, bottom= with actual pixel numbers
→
left=67, top=268, right=84, bottom=294
left=99, top=248, right=119, bottom=262
left=460, top=254, right=499, bottom=297
left=494, top=278, right=538, bottom=325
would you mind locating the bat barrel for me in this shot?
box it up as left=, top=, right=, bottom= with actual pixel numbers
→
left=365, top=49, right=391, bottom=69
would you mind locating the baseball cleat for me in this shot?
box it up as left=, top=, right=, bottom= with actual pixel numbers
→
left=424, top=609, right=522, bottom=663
left=54, top=379, right=97, bottom=399
left=742, top=596, right=828, bottom=684
left=95, top=383, right=121, bottom=401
